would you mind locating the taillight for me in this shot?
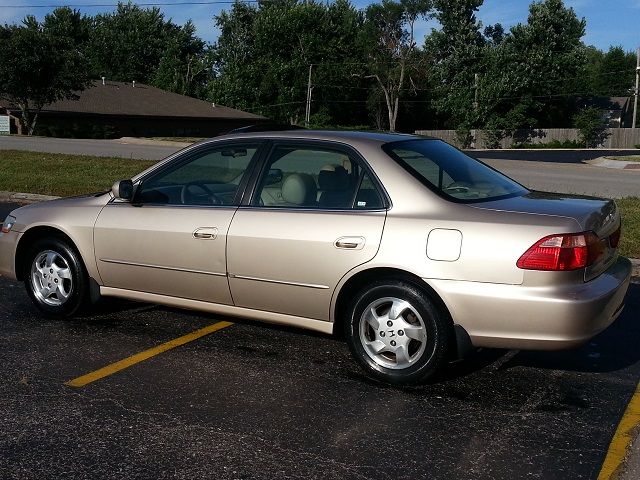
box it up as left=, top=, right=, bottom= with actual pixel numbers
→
left=517, top=232, right=604, bottom=271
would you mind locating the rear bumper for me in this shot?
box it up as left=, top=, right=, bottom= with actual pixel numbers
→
left=0, top=230, right=20, bottom=280
left=427, top=256, right=632, bottom=350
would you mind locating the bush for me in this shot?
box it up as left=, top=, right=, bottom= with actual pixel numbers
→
left=512, top=139, right=582, bottom=149
left=574, top=107, right=610, bottom=148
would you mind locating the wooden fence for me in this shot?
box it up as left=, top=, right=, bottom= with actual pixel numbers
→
left=414, top=128, right=640, bottom=149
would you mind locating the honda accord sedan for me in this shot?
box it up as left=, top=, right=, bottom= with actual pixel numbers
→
left=0, top=131, right=631, bottom=384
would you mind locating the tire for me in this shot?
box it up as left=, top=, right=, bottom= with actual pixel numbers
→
left=344, top=280, right=451, bottom=385
left=24, top=237, right=89, bottom=317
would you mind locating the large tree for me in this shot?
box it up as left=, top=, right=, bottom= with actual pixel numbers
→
left=87, top=2, right=210, bottom=96
left=0, top=8, right=91, bottom=135
left=209, top=0, right=367, bottom=125
left=479, top=0, right=587, bottom=136
left=360, top=0, right=432, bottom=132
left=424, top=0, right=484, bottom=129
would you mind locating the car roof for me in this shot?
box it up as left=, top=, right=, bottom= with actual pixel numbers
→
left=202, top=129, right=434, bottom=146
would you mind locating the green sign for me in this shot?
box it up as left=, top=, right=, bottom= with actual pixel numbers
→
left=0, top=115, right=9, bottom=135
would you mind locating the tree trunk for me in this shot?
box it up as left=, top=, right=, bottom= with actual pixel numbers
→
left=28, top=111, right=39, bottom=136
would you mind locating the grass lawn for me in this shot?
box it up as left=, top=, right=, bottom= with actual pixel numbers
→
left=616, top=197, right=640, bottom=259
left=605, top=156, right=640, bottom=162
left=1, top=150, right=639, bottom=258
left=0, top=150, right=156, bottom=197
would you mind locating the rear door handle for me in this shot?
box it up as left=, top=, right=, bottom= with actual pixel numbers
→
left=193, top=227, right=218, bottom=240
left=335, top=236, right=365, bottom=250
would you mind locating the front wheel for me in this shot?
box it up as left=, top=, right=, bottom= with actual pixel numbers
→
left=344, top=280, right=451, bottom=385
left=24, top=237, right=89, bottom=317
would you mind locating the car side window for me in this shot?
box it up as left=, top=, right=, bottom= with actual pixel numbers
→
left=253, top=145, right=383, bottom=210
left=136, top=146, right=257, bottom=206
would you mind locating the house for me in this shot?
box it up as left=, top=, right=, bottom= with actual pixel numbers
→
left=576, top=96, right=635, bottom=128
left=0, top=80, right=269, bottom=138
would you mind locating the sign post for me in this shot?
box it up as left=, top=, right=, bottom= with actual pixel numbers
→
left=0, top=115, right=10, bottom=135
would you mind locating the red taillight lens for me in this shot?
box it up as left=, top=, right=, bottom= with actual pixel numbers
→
left=517, top=232, right=603, bottom=271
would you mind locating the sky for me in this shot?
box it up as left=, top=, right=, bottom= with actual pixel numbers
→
left=0, top=0, right=638, bottom=52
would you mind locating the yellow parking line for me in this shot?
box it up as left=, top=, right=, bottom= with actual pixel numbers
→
left=598, top=381, right=640, bottom=479
left=66, top=321, right=233, bottom=387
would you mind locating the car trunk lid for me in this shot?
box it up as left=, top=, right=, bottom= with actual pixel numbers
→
left=471, top=191, right=621, bottom=281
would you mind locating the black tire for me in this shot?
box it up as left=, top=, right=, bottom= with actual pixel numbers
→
left=344, top=280, right=451, bottom=385
left=24, top=237, right=90, bottom=317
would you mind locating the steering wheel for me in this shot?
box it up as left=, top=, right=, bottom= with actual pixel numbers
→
left=180, top=181, right=223, bottom=205
left=444, top=181, right=472, bottom=194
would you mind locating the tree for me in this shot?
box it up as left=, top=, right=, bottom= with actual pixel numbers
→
left=209, top=0, right=367, bottom=125
left=424, top=0, right=484, bottom=130
left=0, top=8, right=91, bottom=135
left=574, top=107, right=608, bottom=147
left=360, top=0, right=432, bottom=132
left=87, top=1, right=210, bottom=95
left=479, top=0, right=587, bottom=137
left=592, top=46, right=636, bottom=97
left=151, top=21, right=212, bottom=97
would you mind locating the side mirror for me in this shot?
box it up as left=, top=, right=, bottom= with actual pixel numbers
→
left=265, top=168, right=283, bottom=186
left=112, top=179, right=134, bottom=201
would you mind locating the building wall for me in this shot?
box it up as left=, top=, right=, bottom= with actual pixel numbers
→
left=31, top=113, right=267, bottom=139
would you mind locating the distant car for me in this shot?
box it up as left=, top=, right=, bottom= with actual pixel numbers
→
left=0, top=131, right=631, bottom=384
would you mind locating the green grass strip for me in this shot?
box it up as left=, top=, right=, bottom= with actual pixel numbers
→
left=0, top=150, right=156, bottom=197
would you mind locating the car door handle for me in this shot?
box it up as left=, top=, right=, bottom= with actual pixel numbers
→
left=335, top=236, right=365, bottom=250
left=193, top=227, right=218, bottom=240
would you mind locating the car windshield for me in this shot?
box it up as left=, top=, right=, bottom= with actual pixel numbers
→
left=384, top=139, right=529, bottom=203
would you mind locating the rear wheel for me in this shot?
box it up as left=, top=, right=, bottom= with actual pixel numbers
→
left=24, top=237, right=89, bottom=317
left=345, top=280, right=450, bottom=385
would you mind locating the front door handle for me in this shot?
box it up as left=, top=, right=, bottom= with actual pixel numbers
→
left=193, top=227, right=218, bottom=240
left=335, top=236, right=365, bottom=250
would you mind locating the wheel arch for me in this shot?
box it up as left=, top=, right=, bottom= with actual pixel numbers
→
left=15, top=226, right=83, bottom=281
left=333, top=266, right=473, bottom=359
left=333, top=267, right=452, bottom=333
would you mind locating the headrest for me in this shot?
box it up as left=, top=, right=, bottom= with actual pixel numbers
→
left=282, top=173, right=317, bottom=205
left=319, top=167, right=349, bottom=191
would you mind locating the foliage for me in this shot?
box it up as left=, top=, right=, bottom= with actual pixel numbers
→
left=360, top=0, right=432, bottom=132
left=574, top=106, right=609, bottom=147
left=479, top=0, right=587, bottom=132
left=0, top=0, right=637, bottom=136
left=0, top=8, right=91, bottom=135
left=209, top=0, right=367, bottom=125
left=579, top=46, right=637, bottom=97
left=425, top=0, right=484, bottom=129
left=87, top=2, right=211, bottom=96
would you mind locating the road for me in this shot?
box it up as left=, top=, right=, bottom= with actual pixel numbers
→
left=483, top=158, right=640, bottom=199
left=0, top=135, right=180, bottom=160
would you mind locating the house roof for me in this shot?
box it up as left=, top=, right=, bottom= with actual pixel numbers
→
left=1, top=80, right=264, bottom=120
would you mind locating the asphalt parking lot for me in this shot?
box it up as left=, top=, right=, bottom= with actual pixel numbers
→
left=1, top=264, right=639, bottom=479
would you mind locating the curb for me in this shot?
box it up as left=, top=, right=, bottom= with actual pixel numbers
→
left=117, top=137, right=193, bottom=148
left=0, top=191, right=60, bottom=204
left=586, top=157, right=640, bottom=170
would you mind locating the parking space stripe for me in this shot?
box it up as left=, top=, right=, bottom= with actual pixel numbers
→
left=598, top=381, right=640, bottom=479
left=65, top=321, right=233, bottom=387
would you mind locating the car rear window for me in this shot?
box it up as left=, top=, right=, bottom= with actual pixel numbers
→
left=383, top=139, right=528, bottom=203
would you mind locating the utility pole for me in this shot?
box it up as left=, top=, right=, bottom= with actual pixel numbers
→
left=473, top=73, right=479, bottom=111
left=305, top=64, right=313, bottom=128
left=633, top=48, right=639, bottom=130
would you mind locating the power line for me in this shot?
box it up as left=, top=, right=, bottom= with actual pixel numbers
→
left=3, top=1, right=257, bottom=7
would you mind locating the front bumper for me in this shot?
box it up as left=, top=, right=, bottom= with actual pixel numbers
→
left=0, top=230, right=20, bottom=280
left=427, top=256, right=632, bottom=350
